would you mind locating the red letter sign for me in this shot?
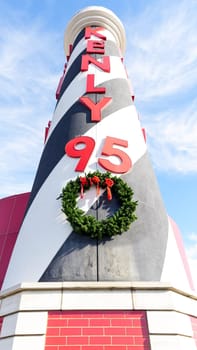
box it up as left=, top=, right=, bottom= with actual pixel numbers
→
left=81, top=55, right=110, bottom=73
left=85, top=27, right=106, bottom=41
left=80, top=96, right=112, bottom=122
left=65, top=136, right=95, bottom=172
left=65, top=136, right=132, bottom=173
left=86, top=40, right=105, bottom=54
left=86, top=74, right=106, bottom=94
left=98, top=136, right=132, bottom=173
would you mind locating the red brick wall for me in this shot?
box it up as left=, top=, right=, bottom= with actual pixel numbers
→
left=45, top=310, right=151, bottom=350
left=191, top=316, right=197, bottom=347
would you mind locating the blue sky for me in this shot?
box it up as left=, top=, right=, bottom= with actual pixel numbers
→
left=0, top=0, right=196, bottom=287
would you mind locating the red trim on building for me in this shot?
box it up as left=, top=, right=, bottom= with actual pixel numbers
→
left=0, top=317, right=3, bottom=334
left=170, top=217, right=195, bottom=290
left=45, top=310, right=151, bottom=349
left=191, top=316, right=197, bottom=347
left=0, top=192, right=30, bottom=290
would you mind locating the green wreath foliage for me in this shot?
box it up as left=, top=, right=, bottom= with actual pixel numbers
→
left=59, top=171, right=138, bottom=240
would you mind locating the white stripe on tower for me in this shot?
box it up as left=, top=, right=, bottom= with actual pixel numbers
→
left=47, top=55, right=130, bottom=142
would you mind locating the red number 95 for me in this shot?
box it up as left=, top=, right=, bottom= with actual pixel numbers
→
left=65, top=135, right=132, bottom=173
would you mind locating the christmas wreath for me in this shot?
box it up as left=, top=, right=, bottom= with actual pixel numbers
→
left=59, top=171, right=138, bottom=240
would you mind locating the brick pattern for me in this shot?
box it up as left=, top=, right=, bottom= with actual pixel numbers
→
left=191, top=316, right=197, bottom=347
left=0, top=193, right=30, bottom=289
left=45, top=310, right=151, bottom=350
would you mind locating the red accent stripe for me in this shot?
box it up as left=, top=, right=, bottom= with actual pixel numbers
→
left=170, top=217, right=195, bottom=290
left=0, top=193, right=30, bottom=289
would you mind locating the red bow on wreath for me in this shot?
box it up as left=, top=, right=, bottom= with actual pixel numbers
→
left=80, top=177, right=88, bottom=198
left=91, top=175, right=100, bottom=196
left=104, top=178, right=114, bottom=200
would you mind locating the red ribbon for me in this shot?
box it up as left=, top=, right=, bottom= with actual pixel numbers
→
left=80, top=177, right=88, bottom=198
left=80, top=176, right=115, bottom=200
left=91, top=176, right=100, bottom=196
left=105, top=178, right=114, bottom=200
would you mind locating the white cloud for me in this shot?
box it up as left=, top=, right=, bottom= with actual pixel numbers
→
left=144, top=99, right=197, bottom=172
left=0, top=14, right=63, bottom=198
left=124, top=0, right=197, bottom=173
left=125, top=0, right=197, bottom=100
left=186, top=232, right=197, bottom=259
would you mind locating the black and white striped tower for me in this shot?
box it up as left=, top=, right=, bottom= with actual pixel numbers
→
left=2, top=6, right=194, bottom=290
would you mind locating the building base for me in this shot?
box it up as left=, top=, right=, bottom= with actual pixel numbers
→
left=0, top=282, right=197, bottom=349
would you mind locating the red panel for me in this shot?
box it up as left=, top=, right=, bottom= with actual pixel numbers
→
left=0, top=198, right=14, bottom=235
left=142, top=127, right=146, bottom=143
left=170, top=217, right=195, bottom=290
left=56, top=76, right=64, bottom=100
left=191, top=316, right=197, bottom=347
left=0, top=193, right=30, bottom=290
left=9, top=194, right=29, bottom=233
left=0, top=233, right=17, bottom=289
left=0, top=317, right=3, bottom=333
left=0, top=233, right=17, bottom=265
left=45, top=310, right=151, bottom=349
left=44, top=121, right=51, bottom=143
left=0, top=235, right=6, bottom=258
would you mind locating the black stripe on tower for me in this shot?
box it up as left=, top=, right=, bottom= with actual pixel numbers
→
left=72, top=28, right=85, bottom=50
left=57, top=29, right=122, bottom=102
left=56, top=49, right=86, bottom=102
left=27, top=77, right=133, bottom=213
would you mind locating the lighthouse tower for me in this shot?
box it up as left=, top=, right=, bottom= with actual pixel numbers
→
left=0, top=6, right=196, bottom=350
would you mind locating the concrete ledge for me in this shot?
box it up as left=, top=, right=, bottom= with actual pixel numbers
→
left=147, top=311, right=194, bottom=337
left=1, top=312, right=48, bottom=337
left=1, top=281, right=196, bottom=297
left=150, top=335, right=197, bottom=350
left=0, top=335, right=46, bottom=350
left=0, top=282, right=196, bottom=317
